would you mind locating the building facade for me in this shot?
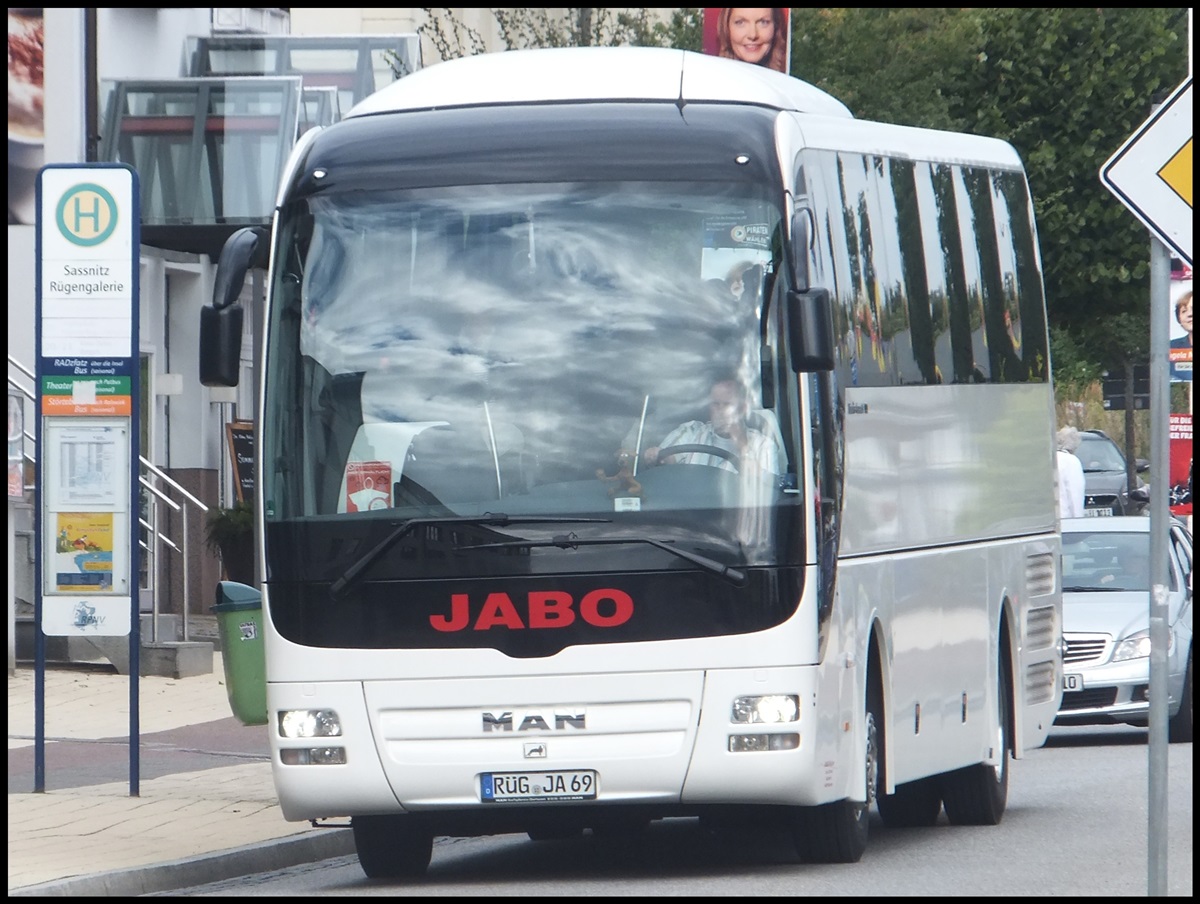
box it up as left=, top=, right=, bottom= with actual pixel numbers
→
left=7, top=8, right=428, bottom=666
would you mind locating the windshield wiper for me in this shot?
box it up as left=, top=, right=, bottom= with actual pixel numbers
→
left=459, top=532, right=748, bottom=587
left=330, top=514, right=611, bottom=599
left=1062, top=585, right=1127, bottom=592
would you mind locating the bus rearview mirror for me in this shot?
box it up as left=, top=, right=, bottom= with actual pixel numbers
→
left=199, top=303, right=244, bottom=387
left=786, top=288, right=835, bottom=373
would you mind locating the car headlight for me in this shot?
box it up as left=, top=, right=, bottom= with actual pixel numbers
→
left=1111, top=629, right=1173, bottom=662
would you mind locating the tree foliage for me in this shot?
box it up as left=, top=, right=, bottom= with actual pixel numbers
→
left=417, top=8, right=699, bottom=60
left=790, top=8, right=982, bottom=131
left=951, top=9, right=1188, bottom=374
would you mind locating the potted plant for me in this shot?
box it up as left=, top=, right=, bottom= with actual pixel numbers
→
left=205, top=499, right=255, bottom=585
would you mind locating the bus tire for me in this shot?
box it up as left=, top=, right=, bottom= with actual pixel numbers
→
left=791, top=698, right=877, bottom=863
left=941, top=657, right=1010, bottom=826
left=877, top=776, right=942, bottom=828
left=590, top=816, right=650, bottom=839
left=352, top=815, right=433, bottom=879
left=874, top=663, right=942, bottom=829
left=527, top=824, right=585, bottom=841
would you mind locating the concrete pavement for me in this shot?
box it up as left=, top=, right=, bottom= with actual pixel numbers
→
left=7, top=646, right=355, bottom=896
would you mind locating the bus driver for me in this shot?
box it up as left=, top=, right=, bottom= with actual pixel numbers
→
left=642, top=374, right=780, bottom=475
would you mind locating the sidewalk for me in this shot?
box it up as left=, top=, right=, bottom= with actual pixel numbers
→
left=7, top=649, right=354, bottom=896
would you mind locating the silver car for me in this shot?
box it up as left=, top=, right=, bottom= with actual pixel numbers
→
left=1057, top=516, right=1193, bottom=741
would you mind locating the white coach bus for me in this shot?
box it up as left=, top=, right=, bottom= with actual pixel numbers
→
left=201, top=46, right=1063, bottom=877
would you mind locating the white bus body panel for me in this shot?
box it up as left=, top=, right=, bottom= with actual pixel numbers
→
left=347, top=46, right=853, bottom=119
left=266, top=597, right=864, bottom=821
left=833, top=381, right=1061, bottom=776
left=838, top=384, right=1057, bottom=555
left=269, top=665, right=856, bottom=821
left=783, top=112, right=1024, bottom=170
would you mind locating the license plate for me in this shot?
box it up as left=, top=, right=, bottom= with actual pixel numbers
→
left=1083, top=508, right=1113, bottom=517
left=481, top=770, right=597, bottom=803
left=1063, top=673, right=1083, bottom=692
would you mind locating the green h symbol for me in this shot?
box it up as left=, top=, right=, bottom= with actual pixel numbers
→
left=70, top=191, right=103, bottom=233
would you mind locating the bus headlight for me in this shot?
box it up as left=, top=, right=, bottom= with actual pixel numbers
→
left=278, top=709, right=343, bottom=738
left=279, top=746, right=347, bottom=765
left=731, top=694, right=799, bottom=724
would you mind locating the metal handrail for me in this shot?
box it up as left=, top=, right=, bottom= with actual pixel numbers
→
left=138, top=465, right=208, bottom=641
left=7, top=358, right=38, bottom=472
left=7, top=355, right=33, bottom=381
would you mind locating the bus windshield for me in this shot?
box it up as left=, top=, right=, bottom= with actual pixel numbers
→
left=262, top=180, right=799, bottom=567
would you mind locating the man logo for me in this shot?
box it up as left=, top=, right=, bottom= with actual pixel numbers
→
left=482, top=711, right=587, bottom=732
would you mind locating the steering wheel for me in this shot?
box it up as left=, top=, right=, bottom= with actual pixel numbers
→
left=655, top=443, right=740, bottom=472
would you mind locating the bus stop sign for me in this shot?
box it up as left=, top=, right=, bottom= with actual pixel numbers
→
left=1100, top=77, right=1192, bottom=266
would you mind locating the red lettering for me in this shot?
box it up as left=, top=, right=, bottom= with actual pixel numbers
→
left=432, top=589, right=635, bottom=632
left=579, top=589, right=634, bottom=627
left=528, top=591, right=575, bottom=628
left=474, top=592, right=525, bottom=630
left=430, top=593, right=471, bottom=632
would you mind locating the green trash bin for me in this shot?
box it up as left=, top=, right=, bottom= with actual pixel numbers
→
left=212, top=580, right=268, bottom=726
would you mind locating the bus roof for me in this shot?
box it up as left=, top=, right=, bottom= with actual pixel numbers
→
left=346, top=46, right=854, bottom=120
left=787, top=115, right=1026, bottom=171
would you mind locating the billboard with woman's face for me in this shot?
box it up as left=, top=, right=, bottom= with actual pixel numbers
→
left=9, top=8, right=44, bottom=225
left=1169, top=265, right=1192, bottom=383
left=702, top=8, right=791, bottom=74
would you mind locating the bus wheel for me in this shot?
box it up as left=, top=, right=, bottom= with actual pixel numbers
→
left=589, top=816, right=651, bottom=841
left=941, top=659, right=1010, bottom=826
left=877, top=776, right=942, bottom=828
left=352, top=815, right=433, bottom=879
left=527, top=823, right=585, bottom=841
left=791, top=703, right=876, bottom=863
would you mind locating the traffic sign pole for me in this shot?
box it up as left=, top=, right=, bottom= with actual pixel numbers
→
left=1146, top=238, right=1170, bottom=899
left=1100, top=80, right=1193, bottom=898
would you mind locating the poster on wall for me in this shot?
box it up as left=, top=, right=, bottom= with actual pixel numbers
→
left=1169, top=413, right=1192, bottom=517
left=701, top=8, right=791, bottom=74
left=53, top=511, right=115, bottom=592
left=8, top=8, right=44, bottom=225
left=1169, top=263, right=1192, bottom=383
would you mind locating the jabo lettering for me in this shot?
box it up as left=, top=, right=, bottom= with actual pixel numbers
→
left=430, top=589, right=634, bottom=632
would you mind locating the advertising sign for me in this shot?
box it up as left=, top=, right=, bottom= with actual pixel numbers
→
left=1169, top=413, right=1192, bottom=517
left=51, top=511, right=115, bottom=592
left=1169, top=265, right=1192, bottom=383
left=701, top=8, right=791, bottom=74
left=8, top=8, right=44, bottom=225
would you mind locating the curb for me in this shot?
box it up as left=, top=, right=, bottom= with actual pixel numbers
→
left=9, top=827, right=357, bottom=897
